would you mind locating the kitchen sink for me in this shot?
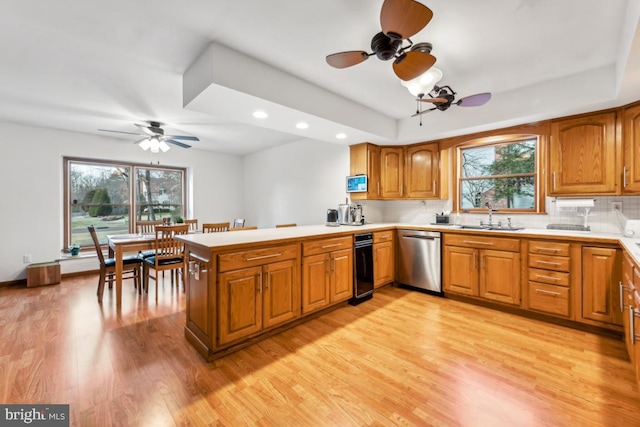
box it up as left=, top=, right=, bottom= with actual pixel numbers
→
left=458, top=225, right=524, bottom=231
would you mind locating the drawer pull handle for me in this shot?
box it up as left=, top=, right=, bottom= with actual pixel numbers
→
left=536, top=260, right=561, bottom=266
left=535, top=289, right=561, bottom=297
left=536, top=274, right=561, bottom=281
left=631, top=306, right=640, bottom=344
left=534, top=247, right=561, bottom=252
left=463, top=240, right=494, bottom=246
left=321, top=243, right=343, bottom=249
left=245, top=253, right=282, bottom=261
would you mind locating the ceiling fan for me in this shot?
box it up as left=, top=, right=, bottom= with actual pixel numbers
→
left=98, top=121, right=199, bottom=152
left=326, top=0, right=436, bottom=81
left=411, top=85, right=492, bottom=125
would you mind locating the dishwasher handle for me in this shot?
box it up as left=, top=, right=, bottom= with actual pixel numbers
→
left=402, top=234, right=440, bottom=241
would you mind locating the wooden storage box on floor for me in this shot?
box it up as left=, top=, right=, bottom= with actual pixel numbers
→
left=27, top=261, right=61, bottom=287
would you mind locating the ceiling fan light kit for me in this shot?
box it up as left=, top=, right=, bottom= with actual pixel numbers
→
left=98, top=121, right=199, bottom=153
left=401, top=66, right=443, bottom=97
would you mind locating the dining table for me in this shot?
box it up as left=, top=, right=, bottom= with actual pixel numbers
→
left=107, top=228, right=199, bottom=306
left=107, top=233, right=156, bottom=306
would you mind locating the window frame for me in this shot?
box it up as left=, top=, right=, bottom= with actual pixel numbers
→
left=452, top=134, right=546, bottom=214
left=63, top=157, right=187, bottom=250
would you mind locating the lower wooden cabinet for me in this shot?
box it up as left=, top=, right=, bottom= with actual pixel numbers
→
left=526, top=240, right=572, bottom=319
left=218, top=258, right=300, bottom=346
left=581, top=246, right=622, bottom=326
left=302, top=236, right=353, bottom=314
left=373, top=230, right=394, bottom=288
left=443, top=234, right=521, bottom=306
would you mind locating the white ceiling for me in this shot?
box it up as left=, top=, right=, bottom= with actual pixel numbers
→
left=1, top=0, right=639, bottom=155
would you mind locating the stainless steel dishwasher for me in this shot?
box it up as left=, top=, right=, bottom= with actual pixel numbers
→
left=396, top=229, right=442, bottom=295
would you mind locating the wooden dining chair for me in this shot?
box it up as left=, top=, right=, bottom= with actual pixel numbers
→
left=232, top=218, right=245, bottom=228
left=88, top=226, right=143, bottom=302
left=184, top=218, right=198, bottom=231
left=229, top=225, right=258, bottom=231
left=136, top=220, right=163, bottom=234
left=142, top=224, right=189, bottom=300
left=202, top=222, right=230, bottom=233
left=276, top=223, right=297, bottom=228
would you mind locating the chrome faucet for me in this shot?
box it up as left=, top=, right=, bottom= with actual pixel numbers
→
left=485, top=201, right=497, bottom=226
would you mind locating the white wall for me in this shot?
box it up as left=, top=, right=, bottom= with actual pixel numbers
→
left=243, top=139, right=351, bottom=228
left=0, top=121, right=243, bottom=281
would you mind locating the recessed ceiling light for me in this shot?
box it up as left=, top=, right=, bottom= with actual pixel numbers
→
left=296, top=122, right=309, bottom=129
left=253, top=111, right=268, bottom=119
left=336, top=133, right=347, bottom=139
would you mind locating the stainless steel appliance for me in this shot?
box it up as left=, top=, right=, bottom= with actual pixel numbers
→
left=338, top=200, right=364, bottom=225
left=396, top=229, right=442, bottom=294
left=326, top=209, right=339, bottom=226
left=351, top=232, right=374, bottom=304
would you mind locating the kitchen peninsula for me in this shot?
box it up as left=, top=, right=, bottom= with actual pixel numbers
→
left=177, top=222, right=640, bottom=384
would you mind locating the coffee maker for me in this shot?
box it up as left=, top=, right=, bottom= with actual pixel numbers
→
left=338, top=199, right=364, bottom=225
left=326, top=209, right=339, bottom=226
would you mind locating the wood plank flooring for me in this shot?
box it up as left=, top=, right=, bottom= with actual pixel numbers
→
left=1, top=275, right=639, bottom=426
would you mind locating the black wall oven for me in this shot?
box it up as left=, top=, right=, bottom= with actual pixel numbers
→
left=351, top=232, right=374, bottom=305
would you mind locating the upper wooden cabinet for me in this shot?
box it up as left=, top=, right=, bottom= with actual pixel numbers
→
left=350, top=142, right=443, bottom=200
left=349, top=143, right=381, bottom=199
left=405, top=143, right=439, bottom=199
left=623, top=103, right=640, bottom=194
left=548, top=112, right=618, bottom=195
left=380, top=146, right=404, bottom=198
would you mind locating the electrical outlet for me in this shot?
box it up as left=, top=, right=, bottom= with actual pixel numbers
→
left=610, top=201, right=622, bottom=212
left=23, top=254, right=32, bottom=263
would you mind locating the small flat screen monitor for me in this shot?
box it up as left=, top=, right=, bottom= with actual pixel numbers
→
left=346, top=175, right=368, bottom=193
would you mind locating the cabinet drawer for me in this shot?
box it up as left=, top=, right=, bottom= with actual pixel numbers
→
left=373, top=230, right=394, bottom=243
left=528, top=240, right=570, bottom=256
left=303, top=236, right=352, bottom=256
left=444, top=233, right=519, bottom=252
left=528, top=282, right=570, bottom=317
left=528, top=254, right=570, bottom=272
left=219, top=244, right=299, bottom=272
left=529, top=267, right=570, bottom=287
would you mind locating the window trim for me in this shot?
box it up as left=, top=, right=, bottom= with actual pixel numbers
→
left=63, top=156, right=187, bottom=250
left=452, top=134, right=546, bottom=214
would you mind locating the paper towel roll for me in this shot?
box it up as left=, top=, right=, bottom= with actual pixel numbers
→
left=555, top=198, right=594, bottom=208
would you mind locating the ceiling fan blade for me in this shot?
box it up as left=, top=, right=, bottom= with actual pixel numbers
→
left=98, top=129, right=144, bottom=136
left=456, top=92, right=492, bottom=107
left=418, top=97, right=448, bottom=104
left=166, top=139, right=192, bottom=149
left=135, top=123, right=156, bottom=136
left=393, top=51, right=436, bottom=81
left=380, top=0, right=433, bottom=40
left=411, top=107, right=437, bottom=117
left=326, top=51, right=369, bottom=69
left=164, top=135, right=200, bottom=141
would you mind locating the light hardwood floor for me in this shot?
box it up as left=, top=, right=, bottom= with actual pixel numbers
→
left=1, top=275, right=639, bottom=426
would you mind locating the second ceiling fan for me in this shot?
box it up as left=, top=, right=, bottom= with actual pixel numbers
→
left=326, top=0, right=436, bottom=81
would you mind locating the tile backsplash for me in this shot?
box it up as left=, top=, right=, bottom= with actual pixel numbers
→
left=357, top=196, right=640, bottom=233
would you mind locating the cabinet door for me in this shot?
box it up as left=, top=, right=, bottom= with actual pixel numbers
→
left=480, top=249, right=521, bottom=306
left=623, top=104, right=640, bottom=193
left=302, top=253, right=330, bottom=314
left=350, top=143, right=381, bottom=200
left=186, top=251, right=214, bottom=349
left=218, top=266, right=262, bottom=345
left=330, top=248, right=353, bottom=303
left=622, top=253, right=636, bottom=361
left=443, top=245, right=478, bottom=296
left=380, top=147, right=404, bottom=198
left=263, top=259, right=300, bottom=329
left=582, top=247, right=622, bottom=325
left=549, top=112, right=617, bottom=195
left=405, top=143, right=439, bottom=199
left=374, top=240, right=394, bottom=288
